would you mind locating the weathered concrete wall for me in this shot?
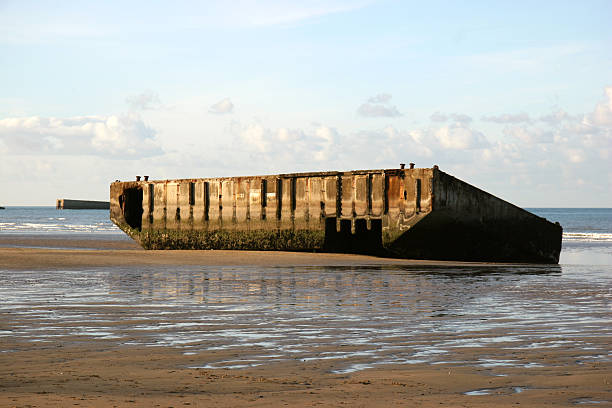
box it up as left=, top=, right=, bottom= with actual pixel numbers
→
left=384, top=169, right=562, bottom=262
left=57, top=199, right=110, bottom=210
left=110, top=167, right=561, bottom=263
left=110, top=169, right=436, bottom=253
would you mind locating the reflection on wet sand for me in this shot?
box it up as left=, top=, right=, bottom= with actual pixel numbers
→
left=112, top=264, right=562, bottom=303
left=1, top=263, right=609, bottom=374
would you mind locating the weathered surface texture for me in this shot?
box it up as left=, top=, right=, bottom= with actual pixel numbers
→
left=110, top=168, right=562, bottom=263
left=57, top=199, right=110, bottom=209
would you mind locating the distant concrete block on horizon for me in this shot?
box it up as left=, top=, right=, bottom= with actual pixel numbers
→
left=56, top=199, right=110, bottom=210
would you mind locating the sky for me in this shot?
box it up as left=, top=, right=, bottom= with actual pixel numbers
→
left=0, top=0, right=611, bottom=207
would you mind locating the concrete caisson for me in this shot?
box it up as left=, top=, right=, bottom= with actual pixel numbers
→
left=110, top=167, right=562, bottom=263
left=57, top=199, right=110, bottom=210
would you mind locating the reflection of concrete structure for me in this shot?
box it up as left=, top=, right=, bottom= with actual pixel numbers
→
left=56, top=199, right=110, bottom=210
left=110, top=166, right=562, bottom=263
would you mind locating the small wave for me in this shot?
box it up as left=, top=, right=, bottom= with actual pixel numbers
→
left=0, top=222, right=119, bottom=232
left=23, top=223, right=61, bottom=228
left=563, top=232, right=612, bottom=243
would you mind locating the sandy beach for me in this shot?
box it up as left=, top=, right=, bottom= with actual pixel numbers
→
left=0, top=234, right=541, bottom=270
left=2, top=338, right=609, bottom=408
left=1, top=235, right=610, bottom=407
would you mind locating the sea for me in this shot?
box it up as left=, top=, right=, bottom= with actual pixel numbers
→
left=1, top=207, right=610, bottom=373
left=1, top=207, right=611, bottom=265
left=0, top=206, right=120, bottom=235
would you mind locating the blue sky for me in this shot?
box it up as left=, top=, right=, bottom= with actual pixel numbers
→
left=1, top=0, right=611, bottom=206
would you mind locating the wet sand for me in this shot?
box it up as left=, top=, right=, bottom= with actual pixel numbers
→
left=0, top=234, right=533, bottom=270
left=1, top=235, right=610, bottom=407
left=1, top=247, right=531, bottom=270
left=1, top=339, right=609, bottom=408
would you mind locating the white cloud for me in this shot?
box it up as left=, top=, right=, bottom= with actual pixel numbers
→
left=209, top=98, right=234, bottom=114
left=88, top=115, right=158, bottom=156
left=539, top=110, right=573, bottom=125
left=482, top=113, right=531, bottom=124
left=312, top=125, right=337, bottom=161
left=454, top=87, right=612, bottom=205
left=504, top=126, right=553, bottom=144
left=357, top=104, right=401, bottom=117
left=588, top=86, right=612, bottom=127
left=277, top=127, right=306, bottom=143
left=450, top=113, right=472, bottom=124
left=381, top=126, right=434, bottom=157
left=430, top=112, right=473, bottom=124
left=368, top=93, right=392, bottom=104
left=357, top=94, right=401, bottom=118
left=240, top=123, right=269, bottom=152
left=126, top=90, right=162, bottom=111
left=235, top=120, right=492, bottom=173
left=430, top=112, right=447, bottom=122
left=235, top=122, right=339, bottom=165
left=3, top=85, right=611, bottom=206
left=565, top=148, right=585, bottom=163
left=0, top=114, right=161, bottom=158
left=331, top=126, right=433, bottom=167
left=434, top=123, right=488, bottom=150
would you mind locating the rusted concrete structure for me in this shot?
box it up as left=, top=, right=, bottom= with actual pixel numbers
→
left=57, top=199, right=110, bottom=210
left=110, top=167, right=562, bottom=263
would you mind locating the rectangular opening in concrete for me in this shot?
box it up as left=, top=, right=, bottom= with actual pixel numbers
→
left=384, top=175, right=389, bottom=214
left=261, top=179, right=267, bottom=207
left=261, top=179, right=267, bottom=220
left=276, top=178, right=282, bottom=220
left=323, top=217, right=382, bottom=254
left=204, top=182, right=210, bottom=221
left=189, top=182, right=195, bottom=206
left=416, top=179, right=422, bottom=212
left=148, top=184, right=154, bottom=211
left=148, top=184, right=154, bottom=224
left=336, top=176, right=342, bottom=217
left=120, top=187, right=143, bottom=230
left=367, top=174, right=373, bottom=214
left=290, top=177, right=296, bottom=213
